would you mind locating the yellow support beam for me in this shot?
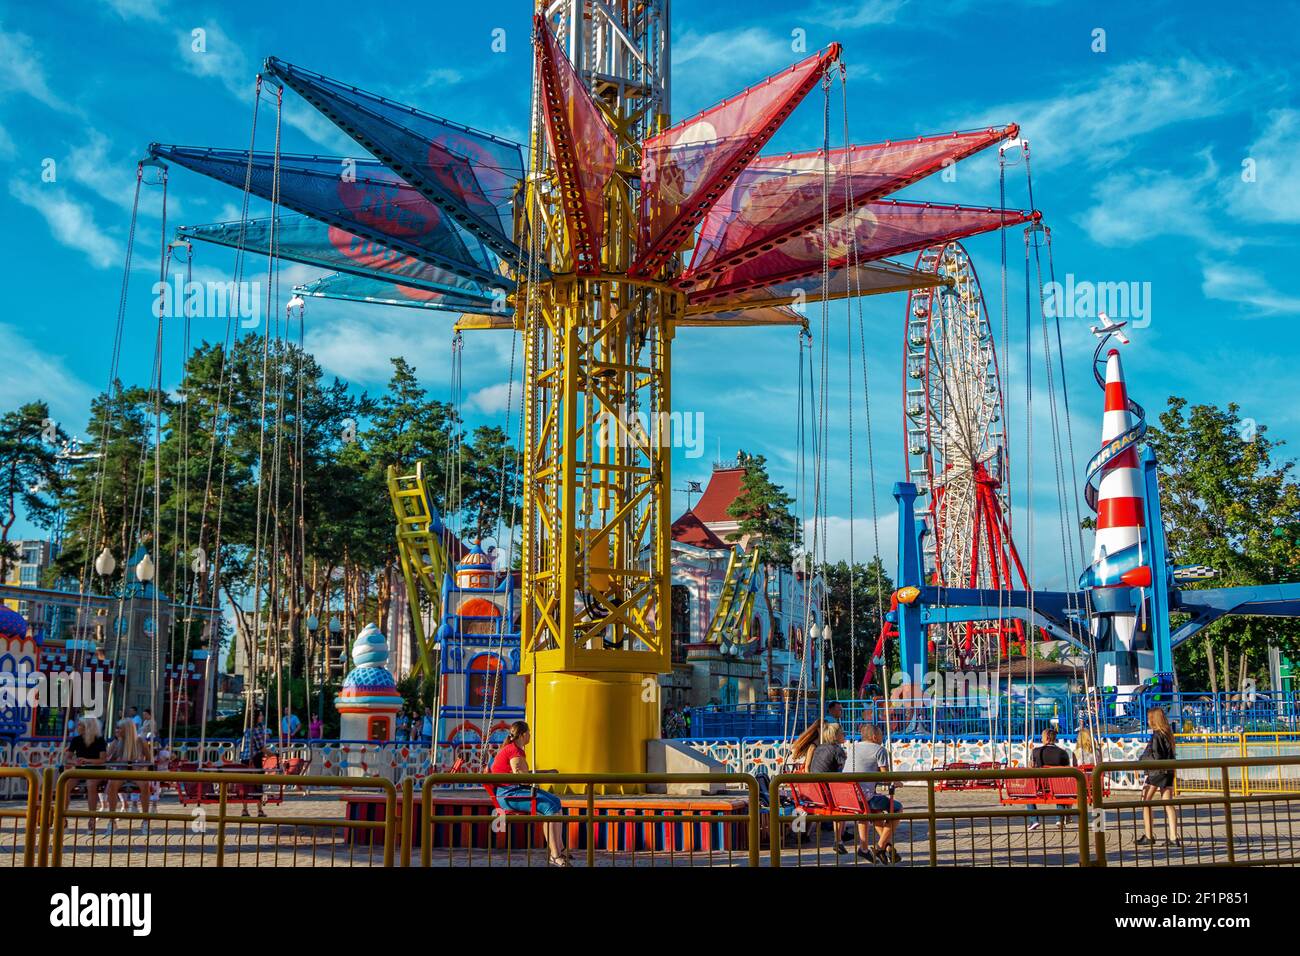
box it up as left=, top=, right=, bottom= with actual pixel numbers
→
left=386, top=462, right=451, bottom=677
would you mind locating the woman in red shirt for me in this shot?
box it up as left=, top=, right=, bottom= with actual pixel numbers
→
left=490, top=721, right=569, bottom=866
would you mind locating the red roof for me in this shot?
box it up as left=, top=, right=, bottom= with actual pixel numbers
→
left=692, top=466, right=746, bottom=525
left=671, top=509, right=727, bottom=549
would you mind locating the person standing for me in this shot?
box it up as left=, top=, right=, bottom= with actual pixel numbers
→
left=140, top=709, right=157, bottom=741
left=1137, top=706, right=1180, bottom=847
left=104, top=719, right=153, bottom=832
left=240, top=709, right=269, bottom=818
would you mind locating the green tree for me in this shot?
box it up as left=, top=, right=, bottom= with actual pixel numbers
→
left=725, top=451, right=799, bottom=563
left=725, top=451, right=801, bottom=653
left=1147, top=397, right=1300, bottom=692
left=460, top=424, right=520, bottom=543
left=0, top=401, right=66, bottom=579
left=823, top=555, right=894, bottom=693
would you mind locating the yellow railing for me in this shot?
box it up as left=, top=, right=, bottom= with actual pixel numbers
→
left=1174, top=733, right=1300, bottom=795
left=1091, top=755, right=1300, bottom=866
left=418, top=772, right=762, bottom=868
left=6, top=761, right=1300, bottom=867
left=769, top=767, right=1091, bottom=868
left=48, top=768, right=397, bottom=867
left=0, top=767, right=41, bottom=867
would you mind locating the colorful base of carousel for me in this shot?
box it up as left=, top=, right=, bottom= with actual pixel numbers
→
left=340, top=790, right=751, bottom=852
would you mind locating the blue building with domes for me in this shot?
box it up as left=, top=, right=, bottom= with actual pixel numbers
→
left=432, top=541, right=525, bottom=767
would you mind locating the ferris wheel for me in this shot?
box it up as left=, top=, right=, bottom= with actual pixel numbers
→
left=902, top=241, right=1030, bottom=667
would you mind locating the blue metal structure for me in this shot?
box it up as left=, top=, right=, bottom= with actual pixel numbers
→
left=889, top=462, right=1300, bottom=698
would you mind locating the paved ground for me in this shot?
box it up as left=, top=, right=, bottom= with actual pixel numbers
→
left=3, top=782, right=1297, bottom=867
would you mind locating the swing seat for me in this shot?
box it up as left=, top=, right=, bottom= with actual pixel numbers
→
left=936, top=761, right=974, bottom=790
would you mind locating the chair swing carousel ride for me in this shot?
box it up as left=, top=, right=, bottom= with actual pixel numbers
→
left=108, top=2, right=1300, bottom=781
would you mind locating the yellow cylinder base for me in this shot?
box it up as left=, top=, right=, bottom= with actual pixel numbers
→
left=526, top=671, right=658, bottom=794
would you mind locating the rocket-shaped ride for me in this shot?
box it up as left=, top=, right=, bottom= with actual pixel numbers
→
left=1082, top=340, right=1155, bottom=692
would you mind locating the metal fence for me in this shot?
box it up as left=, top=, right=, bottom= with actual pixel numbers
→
left=768, top=767, right=1092, bottom=867
left=46, top=768, right=397, bottom=867
left=4, top=760, right=1300, bottom=867
left=694, top=691, right=1300, bottom=739
left=1090, top=755, right=1300, bottom=866
left=416, top=772, right=761, bottom=868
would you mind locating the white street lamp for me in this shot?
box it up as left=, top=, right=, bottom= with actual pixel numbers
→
left=95, top=547, right=116, bottom=577
left=135, top=553, right=155, bottom=583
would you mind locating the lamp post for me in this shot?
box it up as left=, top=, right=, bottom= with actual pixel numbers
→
left=305, top=614, right=320, bottom=726
left=328, top=616, right=342, bottom=678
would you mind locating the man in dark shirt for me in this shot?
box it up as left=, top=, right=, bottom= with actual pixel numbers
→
left=1027, top=727, right=1073, bottom=830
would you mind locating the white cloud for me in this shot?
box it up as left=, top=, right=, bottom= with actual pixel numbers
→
left=467, top=381, right=521, bottom=415
left=672, top=27, right=792, bottom=105
left=808, top=0, right=910, bottom=29
left=1227, top=109, right=1300, bottom=225
left=803, top=513, right=898, bottom=567
left=8, top=179, right=121, bottom=269
left=0, top=121, right=14, bottom=160
left=0, top=323, right=97, bottom=434
left=175, top=21, right=351, bottom=152
left=966, top=58, right=1237, bottom=168
left=0, top=26, right=75, bottom=113
left=101, top=0, right=168, bottom=23
left=1200, top=259, right=1300, bottom=315
left=1075, top=150, right=1238, bottom=251
left=66, top=129, right=177, bottom=217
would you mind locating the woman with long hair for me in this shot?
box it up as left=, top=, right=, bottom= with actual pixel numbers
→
left=1137, top=706, right=1180, bottom=847
left=488, top=720, right=569, bottom=866
left=1075, top=725, right=1099, bottom=767
left=788, top=719, right=824, bottom=772
left=105, top=717, right=154, bottom=831
left=64, top=716, right=108, bottom=830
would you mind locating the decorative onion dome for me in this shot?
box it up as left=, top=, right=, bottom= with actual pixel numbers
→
left=455, top=540, right=496, bottom=589
left=0, top=606, right=29, bottom=641
left=342, top=664, right=398, bottom=691
left=339, top=623, right=402, bottom=713
left=459, top=596, right=501, bottom=618
left=350, top=622, right=389, bottom=669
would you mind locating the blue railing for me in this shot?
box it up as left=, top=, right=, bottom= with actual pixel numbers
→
left=693, top=691, right=1300, bottom=739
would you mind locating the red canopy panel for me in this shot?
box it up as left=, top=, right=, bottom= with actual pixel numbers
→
left=687, top=259, right=941, bottom=312
left=632, top=44, right=840, bottom=279
left=685, top=126, right=1017, bottom=281
left=536, top=15, right=616, bottom=275
left=688, top=200, right=1038, bottom=303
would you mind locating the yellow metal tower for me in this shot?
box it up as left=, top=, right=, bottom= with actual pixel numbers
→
left=518, top=4, right=675, bottom=790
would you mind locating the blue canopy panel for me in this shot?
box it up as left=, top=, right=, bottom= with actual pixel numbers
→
left=294, top=272, right=508, bottom=315
left=263, top=57, right=524, bottom=269
left=179, top=214, right=497, bottom=301
left=149, top=144, right=503, bottom=287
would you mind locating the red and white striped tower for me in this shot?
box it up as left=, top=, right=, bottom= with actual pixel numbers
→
left=1091, top=348, right=1150, bottom=690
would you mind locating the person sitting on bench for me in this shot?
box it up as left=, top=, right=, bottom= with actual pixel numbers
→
left=844, top=723, right=903, bottom=863
left=1027, top=726, right=1073, bottom=831
left=64, top=717, right=108, bottom=831
left=489, top=721, right=570, bottom=867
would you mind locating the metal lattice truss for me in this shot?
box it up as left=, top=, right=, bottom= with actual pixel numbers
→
left=904, top=242, right=1031, bottom=666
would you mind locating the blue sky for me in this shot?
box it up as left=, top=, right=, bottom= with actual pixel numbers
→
left=1, top=0, right=1296, bottom=589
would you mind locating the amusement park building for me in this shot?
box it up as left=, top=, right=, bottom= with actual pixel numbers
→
left=662, top=461, right=825, bottom=711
